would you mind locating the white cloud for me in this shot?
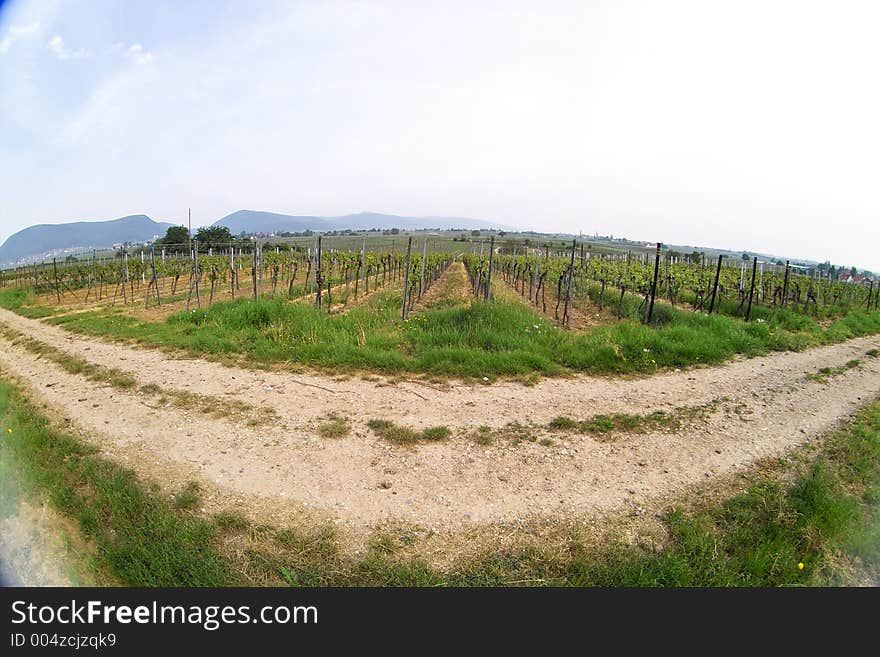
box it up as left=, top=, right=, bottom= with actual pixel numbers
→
left=0, top=22, right=40, bottom=54
left=47, top=34, right=91, bottom=60
left=125, top=43, right=154, bottom=65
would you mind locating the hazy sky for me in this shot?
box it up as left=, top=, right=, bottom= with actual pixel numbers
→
left=1, top=0, right=878, bottom=269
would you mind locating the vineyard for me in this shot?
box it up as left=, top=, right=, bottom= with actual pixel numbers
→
left=463, top=238, right=878, bottom=327
left=0, top=236, right=452, bottom=320
left=2, top=235, right=876, bottom=326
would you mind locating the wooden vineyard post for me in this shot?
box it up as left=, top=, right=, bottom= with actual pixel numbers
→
left=355, top=239, right=365, bottom=299
left=531, top=249, right=540, bottom=303
left=708, top=254, right=722, bottom=314
left=85, top=249, right=96, bottom=301
left=419, top=237, right=427, bottom=300
left=149, top=246, right=161, bottom=307
left=309, top=238, right=317, bottom=294
left=194, top=240, right=201, bottom=308
left=252, top=245, right=258, bottom=300
left=645, top=242, right=661, bottom=324
left=485, top=235, right=495, bottom=301
left=476, top=240, right=484, bottom=296
left=390, top=240, right=396, bottom=281
left=52, top=258, right=61, bottom=303
left=781, top=260, right=791, bottom=308
left=230, top=247, right=235, bottom=300
left=510, top=243, right=516, bottom=291
left=562, top=238, right=576, bottom=326
left=122, top=252, right=129, bottom=305
left=745, top=256, right=758, bottom=321
left=315, top=236, right=323, bottom=309
left=361, top=238, right=367, bottom=295
left=401, top=237, right=413, bottom=320
left=257, top=242, right=263, bottom=295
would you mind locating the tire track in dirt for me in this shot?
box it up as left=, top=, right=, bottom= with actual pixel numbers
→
left=1, top=306, right=879, bottom=538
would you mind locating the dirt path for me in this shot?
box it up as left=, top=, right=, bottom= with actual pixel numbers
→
left=411, top=261, right=473, bottom=311
left=1, top=306, right=879, bottom=544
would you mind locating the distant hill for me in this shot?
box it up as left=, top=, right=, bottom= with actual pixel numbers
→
left=0, top=209, right=509, bottom=265
left=213, top=210, right=330, bottom=234
left=213, top=210, right=510, bottom=234
left=0, top=215, right=174, bottom=264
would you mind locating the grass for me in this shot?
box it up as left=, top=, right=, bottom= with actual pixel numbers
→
left=472, top=425, right=494, bottom=445
left=547, top=403, right=715, bottom=438
left=806, top=359, right=861, bottom=384
left=367, top=418, right=452, bottom=444
left=317, top=415, right=350, bottom=439
left=469, top=421, right=538, bottom=446
left=173, top=481, right=201, bottom=510
left=0, top=288, right=55, bottom=318
left=0, top=376, right=232, bottom=586
left=2, top=370, right=880, bottom=586
left=5, top=278, right=879, bottom=379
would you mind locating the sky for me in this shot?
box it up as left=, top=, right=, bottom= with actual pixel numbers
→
left=1, top=0, right=878, bottom=270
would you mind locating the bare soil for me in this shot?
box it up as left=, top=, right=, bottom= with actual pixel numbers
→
left=1, top=306, right=879, bottom=556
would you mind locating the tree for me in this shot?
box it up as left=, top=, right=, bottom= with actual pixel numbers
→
left=154, top=225, right=190, bottom=253
left=194, top=225, right=235, bottom=247
left=742, top=252, right=750, bottom=261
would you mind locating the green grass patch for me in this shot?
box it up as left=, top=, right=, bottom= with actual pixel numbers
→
left=14, top=280, right=879, bottom=379
left=0, top=288, right=56, bottom=318
left=806, top=359, right=861, bottom=384
left=367, top=419, right=451, bottom=444
left=173, top=481, right=201, bottom=510
left=548, top=404, right=713, bottom=438
left=0, top=377, right=233, bottom=586
left=472, top=425, right=494, bottom=445
left=421, top=426, right=452, bottom=441
left=317, top=415, right=350, bottom=439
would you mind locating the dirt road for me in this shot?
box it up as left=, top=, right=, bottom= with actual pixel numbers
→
left=1, top=306, right=878, bottom=542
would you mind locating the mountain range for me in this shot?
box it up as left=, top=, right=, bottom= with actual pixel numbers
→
left=212, top=210, right=508, bottom=235
left=0, top=210, right=509, bottom=264
left=0, top=215, right=174, bottom=265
